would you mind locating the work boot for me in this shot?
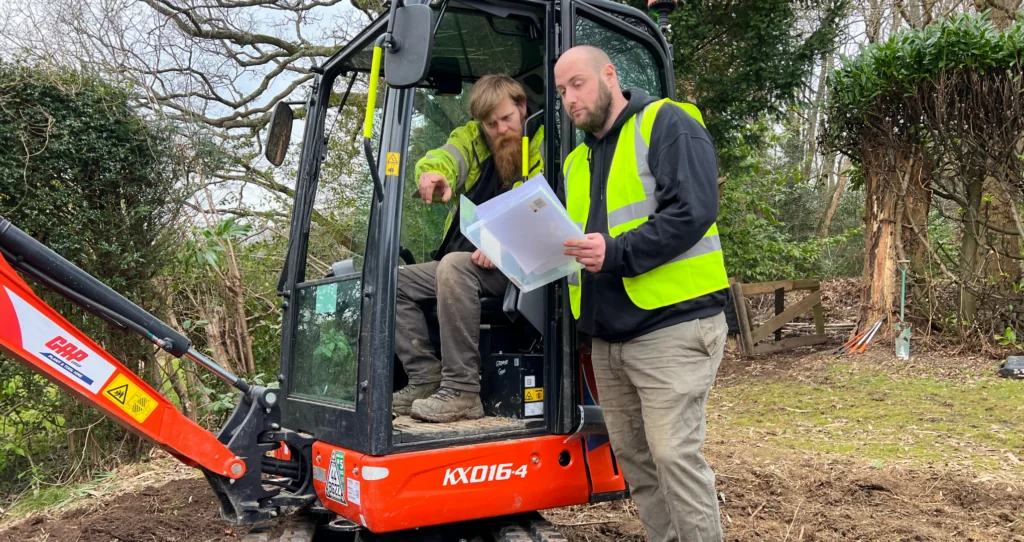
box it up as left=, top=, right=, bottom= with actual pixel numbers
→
left=410, top=386, right=484, bottom=423
left=392, top=382, right=440, bottom=416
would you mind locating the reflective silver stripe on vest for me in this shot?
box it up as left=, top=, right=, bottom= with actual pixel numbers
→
left=608, top=199, right=657, bottom=229
left=563, top=155, right=575, bottom=197
left=633, top=108, right=656, bottom=195
left=606, top=105, right=661, bottom=230
left=568, top=271, right=580, bottom=286
left=566, top=156, right=586, bottom=231
left=442, top=143, right=468, bottom=184
left=668, top=234, right=722, bottom=265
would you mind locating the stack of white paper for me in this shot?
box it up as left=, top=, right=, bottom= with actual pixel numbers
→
left=459, top=175, right=586, bottom=292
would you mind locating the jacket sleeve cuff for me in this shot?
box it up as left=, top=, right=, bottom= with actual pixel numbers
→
left=599, top=233, right=623, bottom=275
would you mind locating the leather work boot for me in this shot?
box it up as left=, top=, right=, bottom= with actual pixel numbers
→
left=410, top=387, right=484, bottom=423
left=392, top=382, right=440, bottom=416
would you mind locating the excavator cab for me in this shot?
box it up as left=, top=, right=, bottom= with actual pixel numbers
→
left=271, top=0, right=677, bottom=532
left=0, top=0, right=681, bottom=539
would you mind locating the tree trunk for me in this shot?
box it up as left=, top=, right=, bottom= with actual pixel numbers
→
left=185, top=362, right=212, bottom=412
left=976, top=0, right=1020, bottom=30
left=860, top=161, right=900, bottom=334
left=223, top=238, right=256, bottom=374
left=906, top=0, right=925, bottom=28
left=824, top=149, right=839, bottom=188
left=202, top=305, right=236, bottom=375
left=897, top=154, right=932, bottom=325
left=961, top=177, right=985, bottom=323
left=980, top=176, right=1022, bottom=288
left=864, top=0, right=884, bottom=43
left=160, top=357, right=194, bottom=420
left=148, top=351, right=165, bottom=396
left=158, top=291, right=197, bottom=419
left=898, top=154, right=932, bottom=268
left=820, top=162, right=848, bottom=238
left=802, top=53, right=832, bottom=184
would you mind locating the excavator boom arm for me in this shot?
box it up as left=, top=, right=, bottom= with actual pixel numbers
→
left=0, top=216, right=318, bottom=524
left=0, top=218, right=245, bottom=479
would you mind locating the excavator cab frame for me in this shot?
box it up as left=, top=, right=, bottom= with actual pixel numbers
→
left=277, top=0, right=675, bottom=458
left=263, top=0, right=678, bottom=532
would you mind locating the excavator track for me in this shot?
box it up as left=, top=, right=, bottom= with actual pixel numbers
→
left=492, top=514, right=569, bottom=542
left=244, top=512, right=569, bottom=542
left=241, top=523, right=316, bottom=542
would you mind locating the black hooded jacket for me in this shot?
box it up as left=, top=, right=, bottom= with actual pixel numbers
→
left=574, top=88, right=727, bottom=342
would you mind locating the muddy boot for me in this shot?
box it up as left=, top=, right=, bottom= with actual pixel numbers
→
left=392, top=382, right=440, bottom=416
left=410, top=386, right=484, bottom=423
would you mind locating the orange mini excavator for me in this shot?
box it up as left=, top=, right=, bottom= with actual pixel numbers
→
left=1, top=1, right=683, bottom=540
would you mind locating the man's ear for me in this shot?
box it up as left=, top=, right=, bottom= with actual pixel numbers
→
left=517, top=99, right=527, bottom=120
left=602, top=64, right=617, bottom=87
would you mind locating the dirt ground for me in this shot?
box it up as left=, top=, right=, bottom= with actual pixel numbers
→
left=0, top=478, right=241, bottom=542
left=2, top=338, right=1022, bottom=541
left=3, top=445, right=1021, bottom=542
left=549, top=448, right=1024, bottom=542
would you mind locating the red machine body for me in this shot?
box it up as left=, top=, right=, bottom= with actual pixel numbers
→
left=310, top=436, right=591, bottom=533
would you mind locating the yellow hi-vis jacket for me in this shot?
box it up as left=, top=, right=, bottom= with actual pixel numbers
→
left=414, top=121, right=544, bottom=257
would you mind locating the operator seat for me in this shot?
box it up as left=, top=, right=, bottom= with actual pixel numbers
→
left=418, top=281, right=525, bottom=360
left=417, top=284, right=515, bottom=327
left=325, top=256, right=545, bottom=370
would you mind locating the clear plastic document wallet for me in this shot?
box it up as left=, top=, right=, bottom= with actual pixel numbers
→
left=459, top=175, right=586, bottom=292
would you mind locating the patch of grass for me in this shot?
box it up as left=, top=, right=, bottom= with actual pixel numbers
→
left=709, top=362, right=1024, bottom=469
left=5, top=485, right=75, bottom=518
left=5, top=471, right=117, bottom=519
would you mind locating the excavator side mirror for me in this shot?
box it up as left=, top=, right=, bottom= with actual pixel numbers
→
left=265, top=101, right=294, bottom=167
left=384, top=3, right=434, bottom=88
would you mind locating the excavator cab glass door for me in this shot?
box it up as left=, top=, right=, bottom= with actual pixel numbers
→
left=388, top=2, right=559, bottom=451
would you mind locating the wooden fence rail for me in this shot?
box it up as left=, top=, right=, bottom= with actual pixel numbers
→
left=729, top=278, right=826, bottom=356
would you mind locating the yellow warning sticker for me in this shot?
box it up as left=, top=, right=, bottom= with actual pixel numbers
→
left=385, top=152, right=401, bottom=176
left=103, top=373, right=158, bottom=423
left=524, top=387, right=544, bottom=402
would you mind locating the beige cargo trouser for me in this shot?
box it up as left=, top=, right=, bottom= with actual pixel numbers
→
left=591, top=312, right=727, bottom=542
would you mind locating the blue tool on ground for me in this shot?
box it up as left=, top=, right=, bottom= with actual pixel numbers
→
left=895, top=260, right=911, bottom=360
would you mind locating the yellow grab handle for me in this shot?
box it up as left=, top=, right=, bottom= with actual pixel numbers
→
left=363, top=46, right=383, bottom=139
left=521, top=136, right=529, bottom=180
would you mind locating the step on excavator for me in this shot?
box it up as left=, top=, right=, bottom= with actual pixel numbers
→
left=0, top=0, right=684, bottom=539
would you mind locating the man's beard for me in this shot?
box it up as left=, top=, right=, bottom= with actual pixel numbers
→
left=574, top=81, right=613, bottom=133
left=490, top=131, right=523, bottom=184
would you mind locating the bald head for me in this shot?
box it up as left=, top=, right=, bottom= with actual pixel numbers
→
left=554, top=45, right=627, bottom=137
left=557, top=45, right=613, bottom=76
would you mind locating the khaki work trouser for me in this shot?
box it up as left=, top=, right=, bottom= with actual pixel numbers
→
left=394, top=252, right=509, bottom=393
left=591, top=312, right=727, bottom=542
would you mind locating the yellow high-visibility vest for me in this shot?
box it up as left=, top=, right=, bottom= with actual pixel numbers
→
left=563, top=99, right=728, bottom=319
